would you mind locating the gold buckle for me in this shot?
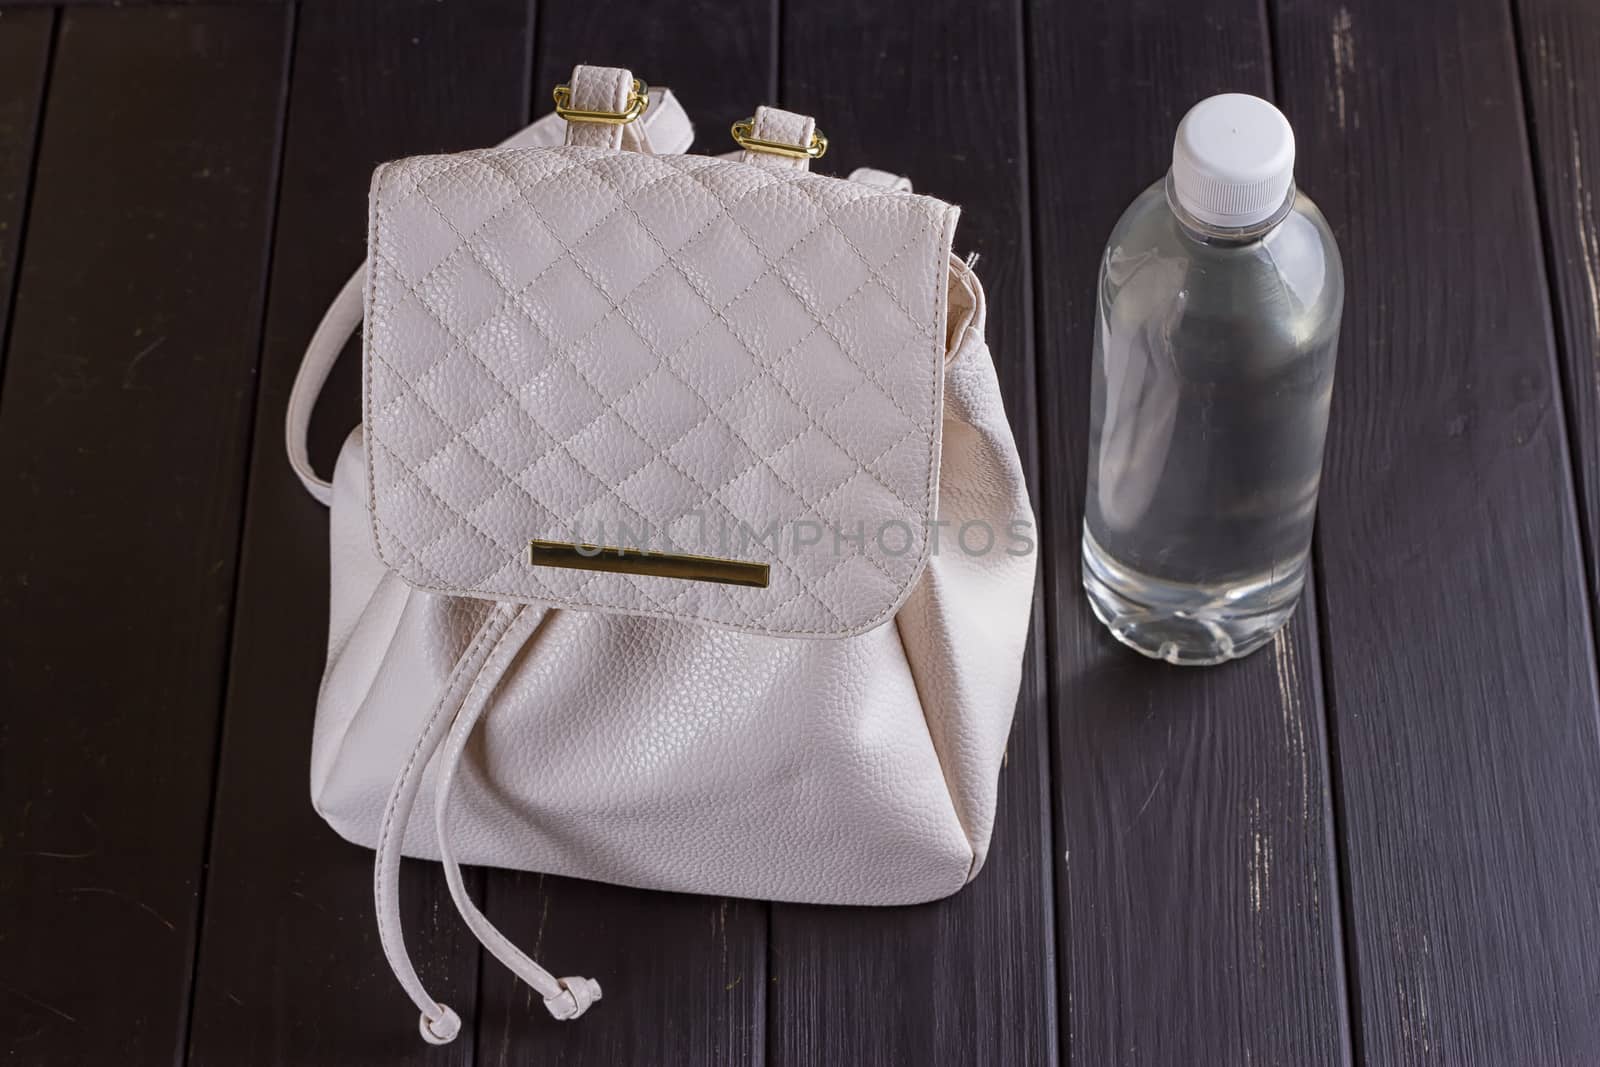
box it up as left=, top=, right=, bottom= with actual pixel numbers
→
left=731, top=117, right=828, bottom=160
left=552, top=79, right=650, bottom=125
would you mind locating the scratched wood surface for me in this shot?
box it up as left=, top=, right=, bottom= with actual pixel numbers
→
left=1275, top=0, right=1600, bottom=1061
left=1, top=0, right=1599, bottom=1064
left=1028, top=1, right=1351, bottom=1064
left=0, top=6, right=49, bottom=375
left=1518, top=0, right=1600, bottom=656
left=0, top=4, right=289, bottom=1061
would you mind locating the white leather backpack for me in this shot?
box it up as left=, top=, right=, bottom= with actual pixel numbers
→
left=286, top=65, right=1036, bottom=1045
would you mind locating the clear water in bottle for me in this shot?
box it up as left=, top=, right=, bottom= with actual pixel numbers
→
left=1082, top=94, right=1343, bottom=666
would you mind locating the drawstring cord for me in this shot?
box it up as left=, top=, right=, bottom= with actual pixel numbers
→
left=372, top=603, right=600, bottom=1045
left=432, top=621, right=603, bottom=1022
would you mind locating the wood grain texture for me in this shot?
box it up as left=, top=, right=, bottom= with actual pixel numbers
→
left=0, top=5, right=289, bottom=1062
left=0, top=6, right=50, bottom=384
left=182, top=2, right=537, bottom=1064
left=767, top=2, right=1059, bottom=1065
left=0, top=1, right=284, bottom=7
left=1274, top=0, right=1600, bottom=1061
left=1518, top=0, right=1600, bottom=668
left=469, top=4, right=772, bottom=1064
left=1027, top=1, right=1352, bottom=1063
left=1, top=1, right=1596, bottom=1062
left=477, top=877, right=765, bottom=1067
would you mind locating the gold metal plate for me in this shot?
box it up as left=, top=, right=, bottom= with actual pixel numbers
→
left=527, top=540, right=770, bottom=588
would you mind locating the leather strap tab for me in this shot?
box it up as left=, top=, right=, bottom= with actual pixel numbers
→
left=741, top=106, right=816, bottom=171
left=623, top=87, right=688, bottom=156
left=563, top=65, right=635, bottom=150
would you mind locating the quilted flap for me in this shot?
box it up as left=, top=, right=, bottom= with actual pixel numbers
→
left=362, top=145, right=959, bottom=638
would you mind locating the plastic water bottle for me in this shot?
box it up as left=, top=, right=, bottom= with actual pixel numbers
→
left=1081, top=94, right=1344, bottom=666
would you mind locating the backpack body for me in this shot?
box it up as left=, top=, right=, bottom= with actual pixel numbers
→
left=286, top=65, right=1035, bottom=1042
left=310, top=249, right=1032, bottom=906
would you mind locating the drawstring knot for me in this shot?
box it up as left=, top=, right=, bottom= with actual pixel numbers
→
left=419, top=1004, right=461, bottom=1045
left=545, top=976, right=604, bottom=1020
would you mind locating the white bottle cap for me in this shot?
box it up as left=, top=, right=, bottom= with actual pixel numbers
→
left=1171, top=93, right=1295, bottom=228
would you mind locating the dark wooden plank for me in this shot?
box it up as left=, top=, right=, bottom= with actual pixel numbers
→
left=471, top=6, right=773, bottom=1064
left=767, top=3, right=1058, bottom=1065
left=477, top=878, right=765, bottom=1067
left=0, top=1, right=283, bottom=8
left=184, top=2, right=537, bottom=1064
left=0, top=5, right=289, bottom=1062
left=1274, top=0, right=1600, bottom=1061
left=0, top=6, right=50, bottom=382
left=1027, top=1, right=1352, bottom=1063
left=1518, top=0, right=1600, bottom=675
